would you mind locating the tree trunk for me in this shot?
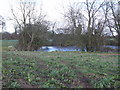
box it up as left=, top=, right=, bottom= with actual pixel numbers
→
left=27, top=33, right=34, bottom=51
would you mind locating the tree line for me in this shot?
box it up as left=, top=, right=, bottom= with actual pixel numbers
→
left=1, top=0, right=120, bottom=52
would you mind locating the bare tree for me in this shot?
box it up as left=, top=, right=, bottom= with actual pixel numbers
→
left=83, top=0, right=106, bottom=51
left=62, top=0, right=108, bottom=51
left=0, top=15, right=5, bottom=32
left=109, top=1, right=120, bottom=34
left=64, top=3, right=85, bottom=34
left=106, top=1, right=120, bottom=47
left=10, top=0, right=36, bottom=49
left=10, top=0, right=48, bottom=50
left=99, top=0, right=120, bottom=51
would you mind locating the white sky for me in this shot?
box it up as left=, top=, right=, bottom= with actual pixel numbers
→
left=0, top=0, right=118, bottom=36
left=0, top=0, right=86, bottom=33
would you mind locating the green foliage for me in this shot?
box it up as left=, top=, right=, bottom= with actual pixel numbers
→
left=4, top=80, right=20, bottom=88
left=2, top=51, right=119, bottom=88
left=18, top=22, right=50, bottom=51
left=90, top=76, right=118, bottom=88
left=43, top=78, right=66, bottom=88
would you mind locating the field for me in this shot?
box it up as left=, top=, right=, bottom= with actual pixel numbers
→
left=2, top=51, right=119, bottom=88
left=1, top=40, right=120, bottom=88
left=1, top=40, right=18, bottom=51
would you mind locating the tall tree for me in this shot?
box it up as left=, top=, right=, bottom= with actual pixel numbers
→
left=64, top=3, right=85, bottom=34
left=10, top=0, right=49, bottom=50
left=0, top=15, right=5, bottom=32
left=107, top=1, right=120, bottom=47
left=63, top=0, right=106, bottom=52
left=83, top=0, right=105, bottom=51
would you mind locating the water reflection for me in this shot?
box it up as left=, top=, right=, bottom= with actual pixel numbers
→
left=37, top=45, right=118, bottom=52
left=37, top=46, right=82, bottom=52
left=104, top=45, right=119, bottom=49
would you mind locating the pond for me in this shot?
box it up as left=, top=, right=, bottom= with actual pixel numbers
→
left=104, top=45, right=119, bottom=49
left=37, top=45, right=118, bottom=52
left=37, top=46, right=83, bottom=52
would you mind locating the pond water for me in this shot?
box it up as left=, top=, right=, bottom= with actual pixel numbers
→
left=104, top=45, right=119, bottom=49
left=37, top=46, right=83, bottom=52
left=37, top=45, right=118, bottom=52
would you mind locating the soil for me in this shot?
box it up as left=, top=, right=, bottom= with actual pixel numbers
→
left=18, top=79, right=37, bottom=88
left=60, top=60, right=92, bottom=88
left=70, top=67, right=92, bottom=88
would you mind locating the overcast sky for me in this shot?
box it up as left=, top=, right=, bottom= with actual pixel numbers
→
left=0, top=0, right=118, bottom=36
left=0, top=0, right=87, bottom=33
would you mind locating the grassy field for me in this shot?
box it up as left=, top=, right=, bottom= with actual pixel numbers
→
left=1, top=40, right=120, bottom=88
left=1, top=40, right=18, bottom=47
left=2, top=51, right=119, bottom=88
left=1, top=40, right=18, bottom=51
